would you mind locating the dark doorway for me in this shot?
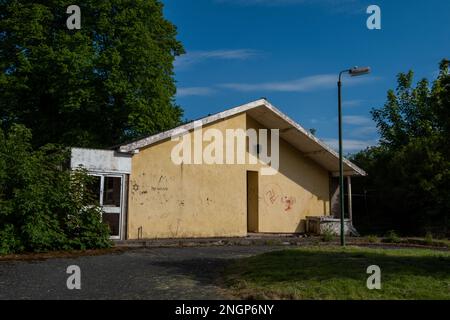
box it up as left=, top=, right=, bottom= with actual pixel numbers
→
left=247, top=171, right=259, bottom=233
left=330, top=176, right=350, bottom=219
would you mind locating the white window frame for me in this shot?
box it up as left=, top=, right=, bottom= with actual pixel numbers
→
left=88, top=173, right=126, bottom=240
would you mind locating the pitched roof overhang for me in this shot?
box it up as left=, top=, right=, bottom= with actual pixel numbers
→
left=118, top=99, right=367, bottom=177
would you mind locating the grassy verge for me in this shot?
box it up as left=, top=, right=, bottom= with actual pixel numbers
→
left=384, top=237, right=450, bottom=248
left=223, top=246, right=450, bottom=300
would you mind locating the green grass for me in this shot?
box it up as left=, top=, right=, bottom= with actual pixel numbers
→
left=223, top=246, right=450, bottom=300
left=387, top=237, right=450, bottom=248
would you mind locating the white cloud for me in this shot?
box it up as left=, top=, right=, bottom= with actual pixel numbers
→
left=322, top=138, right=377, bottom=152
left=221, top=75, right=335, bottom=92
left=177, top=87, right=216, bottom=97
left=351, top=125, right=377, bottom=137
left=175, top=49, right=262, bottom=69
left=342, top=115, right=372, bottom=126
left=214, top=0, right=364, bottom=14
left=215, top=0, right=355, bottom=6
left=220, top=74, right=376, bottom=93
left=343, top=99, right=365, bottom=107
left=176, top=74, right=378, bottom=98
left=215, top=0, right=308, bottom=4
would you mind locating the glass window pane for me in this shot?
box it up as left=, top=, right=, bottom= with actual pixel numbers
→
left=103, top=177, right=121, bottom=207
left=102, top=213, right=120, bottom=236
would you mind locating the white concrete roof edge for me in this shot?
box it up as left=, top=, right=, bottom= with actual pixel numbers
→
left=118, top=98, right=367, bottom=176
left=261, top=100, right=367, bottom=177
left=118, top=99, right=266, bottom=153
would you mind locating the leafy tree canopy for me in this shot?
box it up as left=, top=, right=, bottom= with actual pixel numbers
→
left=372, top=59, right=449, bottom=148
left=352, top=59, right=450, bottom=236
left=0, top=124, right=111, bottom=254
left=0, top=0, right=184, bottom=148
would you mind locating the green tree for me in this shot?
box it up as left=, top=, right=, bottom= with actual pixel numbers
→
left=432, top=59, right=450, bottom=151
left=352, top=60, right=450, bottom=236
left=0, top=124, right=111, bottom=254
left=0, top=0, right=184, bottom=148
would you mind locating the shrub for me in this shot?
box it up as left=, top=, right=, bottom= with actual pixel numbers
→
left=424, top=232, right=434, bottom=245
left=0, top=224, right=23, bottom=254
left=321, top=229, right=335, bottom=242
left=384, top=230, right=401, bottom=243
left=0, top=125, right=111, bottom=254
left=365, top=235, right=380, bottom=243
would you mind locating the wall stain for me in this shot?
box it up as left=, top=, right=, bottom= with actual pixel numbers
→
left=263, top=183, right=282, bottom=206
left=263, top=183, right=297, bottom=213
left=168, top=219, right=182, bottom=237
left=151, top=175, right=169, bottom=192
left=281, top=196, right=296, bottom=212
left=151, top=186, right=168, bottom=192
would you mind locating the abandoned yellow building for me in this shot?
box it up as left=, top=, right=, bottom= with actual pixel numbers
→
left=71, top=99, right=366, bottom=240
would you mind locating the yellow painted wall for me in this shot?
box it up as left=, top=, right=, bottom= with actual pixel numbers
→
left=127, top=112, right=330, bottom=239
left=246, top=116, right=330, bottom=233
left=127, top=114, right=248, bottom=239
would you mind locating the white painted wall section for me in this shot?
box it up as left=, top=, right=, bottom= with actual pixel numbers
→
left=71, top=148, right=132, bottom=174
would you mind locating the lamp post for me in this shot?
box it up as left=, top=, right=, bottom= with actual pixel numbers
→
left=338, top=66, right=370, bottom=246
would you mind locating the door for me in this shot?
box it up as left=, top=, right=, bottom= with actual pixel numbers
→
left=88, top=174, right=124, bottom=240
left=247, top=171, right=259, bottom=233
left=102, top=176, right=123, bottom=240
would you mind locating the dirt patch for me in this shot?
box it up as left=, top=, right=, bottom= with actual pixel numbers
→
left=2, top=237, right=447, bottom=263
left=0, top=247, right=128, bottom=262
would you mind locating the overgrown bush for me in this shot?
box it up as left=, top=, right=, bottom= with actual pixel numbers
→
left=365, top=235, right=380, bottom=243
left=321, top=229, right=335, bottom=242
left=424, top=232, right=434, bottom=245
left=0, top=125, right=111, bottom=254
left=384, top=230, right=401, bottom=244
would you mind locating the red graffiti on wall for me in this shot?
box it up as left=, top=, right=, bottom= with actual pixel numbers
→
left=266, top=189, right=278, bottom=204
left=263, top=183, right=297, bottom=213
left=263, top=183, right=282, bottom=206
left=281, top=196, right=296, bottom=212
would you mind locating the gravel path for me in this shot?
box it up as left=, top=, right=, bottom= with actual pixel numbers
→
left=0, top=246, right=283, bottom=300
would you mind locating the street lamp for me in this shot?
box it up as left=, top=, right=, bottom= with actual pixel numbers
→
left=338, top=66, right=371, bottom=246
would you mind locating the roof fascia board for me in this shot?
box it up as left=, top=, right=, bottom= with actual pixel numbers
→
left=118, top=99, right=367, bottom=176
left=119, top=99, right=266, bottom=153
left=261, top=100, right=367, bottom=177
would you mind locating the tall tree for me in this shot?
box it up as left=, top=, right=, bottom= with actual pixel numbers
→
left=0, top=0, right=184, bottom=148
left=352, top=60, right=450, bottom=236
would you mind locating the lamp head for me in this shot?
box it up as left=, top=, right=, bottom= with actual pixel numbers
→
left=349, top=66, right=371, bottom=76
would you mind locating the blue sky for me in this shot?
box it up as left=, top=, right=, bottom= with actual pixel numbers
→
left=163, top=0, right=450, bottom=153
